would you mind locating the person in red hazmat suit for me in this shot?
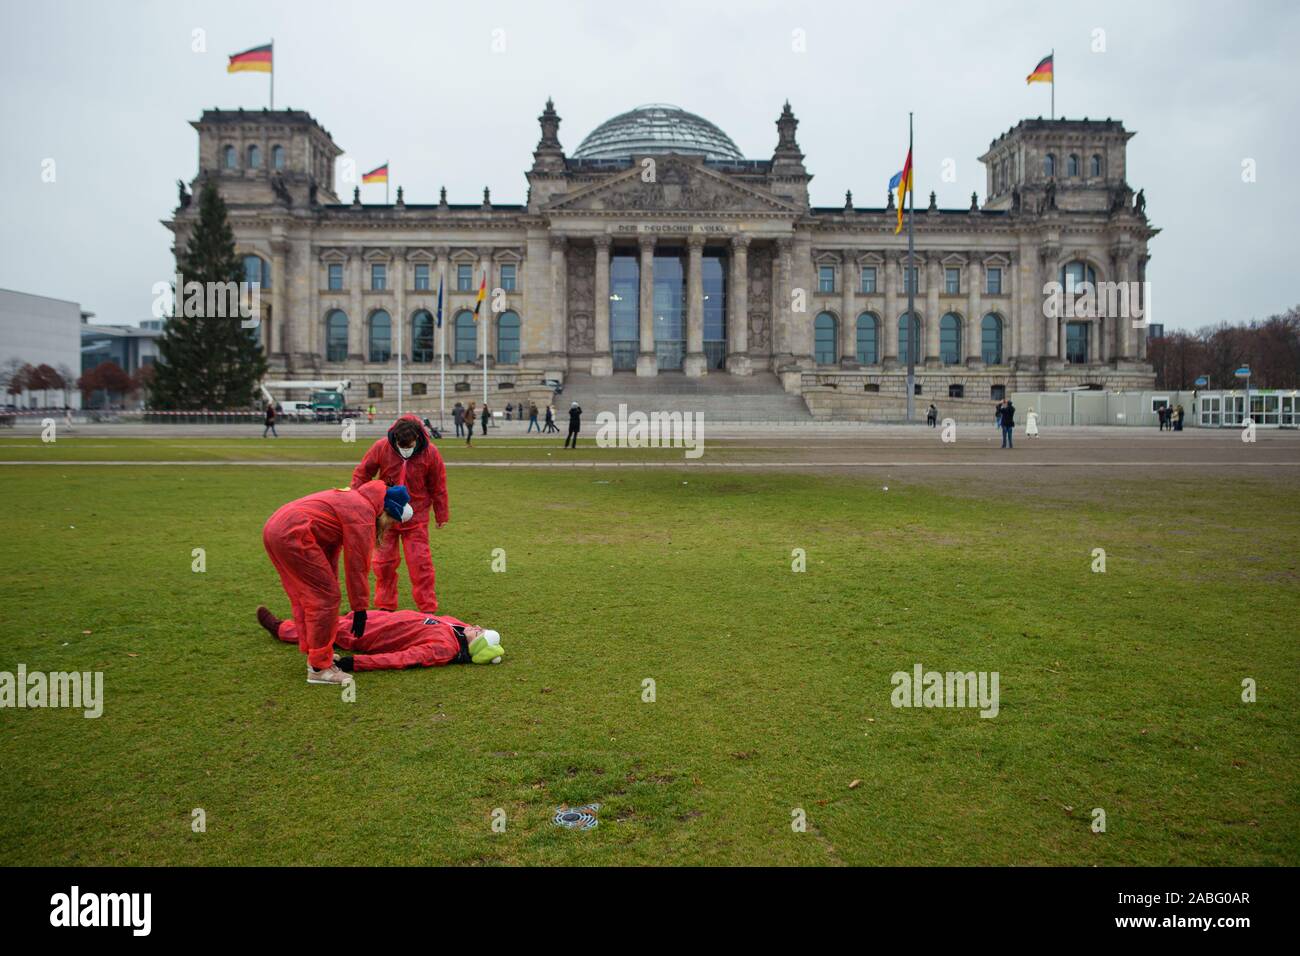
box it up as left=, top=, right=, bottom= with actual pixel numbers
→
left=262, top=481, right=414, bottom=685
left=255, top=605, right=505, bottom=670
left=351, top=415, right=449, bottom=612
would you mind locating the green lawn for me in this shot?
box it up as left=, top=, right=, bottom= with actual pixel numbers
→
left=0, top=440, right=1296, bottom=866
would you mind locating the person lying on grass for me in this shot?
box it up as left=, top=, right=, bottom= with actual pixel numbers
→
left=262, top=481, right=413, bottom=687
left=256, top=605, right=504, bottom=671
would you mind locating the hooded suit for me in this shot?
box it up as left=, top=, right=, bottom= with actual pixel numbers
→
left=262, top=481, right=387, bottom=670
left=351, top=414, right=449, bottom=611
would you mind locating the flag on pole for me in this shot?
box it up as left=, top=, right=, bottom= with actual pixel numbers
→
left=227, top=43, right=273, bottom=73
left=435, top=275, right=444, bottom=328
left=362, top=163, right=389, bottom=184
left=472, top=270, right=487, bottom=320
left=1026, top=53, right=1053, bottom=84
left=891, top=148, right=913, bottom=234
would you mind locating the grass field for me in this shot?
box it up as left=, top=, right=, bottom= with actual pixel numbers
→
left=1, top=433, right=1297, bottom=866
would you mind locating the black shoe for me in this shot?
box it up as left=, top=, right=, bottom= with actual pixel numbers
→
left=256, top=605, right=283, bottom=637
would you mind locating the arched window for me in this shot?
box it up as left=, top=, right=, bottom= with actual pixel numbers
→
left=1090, top=154, right=1102, bottom=178
left=814, top=312, right=837, bottom=365
left=940, top=313, right=962, bottom=365
left=1061, top=260, right=1097, bottom=293
left=411, top=310, right=434, bottom=363
left=497, top=311, right=520, bottom=364
left=1067, top=154, right=1079, bottom=177
left=242, top=254, right=270, bottom=290
left=272, top=145, right=285, bottom=170
left=856, top=312, right=879, bottom=365
left=981, top=314, right=1003, bottom=365
left=369, top=310, right=392, bottom=362
left=326, top=310, right=349, bottom=363
left=898, top=312, right=921, bottom=365
left=222, top=145, right=236, bottom=169
left=247, top=144, right=261, bottom=169
left=1044, top=153, right=1055, bottom=178
left=454, top=311, right=476, bottom=363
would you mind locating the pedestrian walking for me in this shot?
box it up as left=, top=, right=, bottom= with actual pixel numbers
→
left=1000, top=399, right=1016, bottom=449
left=564, top=401, right=583, bottom=448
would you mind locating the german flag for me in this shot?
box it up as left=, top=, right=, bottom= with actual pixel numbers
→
left=1026, top=53, right=1053, bottom=84
left=472, top=270, right=487, bottom=320
left=227, top=43, right=272, bottom=74
left=362, top=163, right=389, bottom=184
left=891, top=148, right=913, bottom=235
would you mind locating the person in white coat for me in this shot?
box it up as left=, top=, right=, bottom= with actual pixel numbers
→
left=1026, top=407, right=1040, bottom=438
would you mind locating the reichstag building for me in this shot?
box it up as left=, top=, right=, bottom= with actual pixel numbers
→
left=167, top=100, right=1158, bottom=412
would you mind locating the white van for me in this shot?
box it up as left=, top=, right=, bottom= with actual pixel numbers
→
left=284, top=401, right=316, bottom=420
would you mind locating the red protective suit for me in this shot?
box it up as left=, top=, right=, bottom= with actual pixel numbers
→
left=276, top=609, right=470, bottom=671
left=262, top=481, right=387, bottom=670
left=351, top=415, right=449, bottom=612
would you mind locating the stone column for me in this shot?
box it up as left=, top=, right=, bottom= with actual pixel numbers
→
left=793, top=233, right=814, bottom=365
left=884, top=254, right=899, bottom=365
left=393, top=248, right=407, bottom=368
left=591, top=236, right=612, bottom=376
left=636, top=236, right=657, bottom=376
left=772, top=238, right=794, bottom=365
left=269, top=239, right=288, bottom=363
left=727, top=235, right=751, bottom=375
left=924, top=256, right=941, bottom=365
left=547, top=238, right=565, bottom=362
left=1115, top=247, right=1133, bottom=360
left=347, top=246, right=363, bottom=361
left=966, top=256, right=983, bottom=363
left=684, top=235, right=707, bottom=376
left=840, top=249, right=856, bottom=364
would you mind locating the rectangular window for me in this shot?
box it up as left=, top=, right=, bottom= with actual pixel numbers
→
left=370, top=264, right=386, bottom=291
left=945, top=268, right=961, bottom=295
left=949, top=384, right=964, bottom=399
left=860, top=267, right=876, bottom=294
left=500, top=264, right=517, bottom=292
left=457, top=263, right=473, bottom=291
left=903, top=267, right=918, bottom=293
left=413, top=264, right=430, bottom=291
left=818, top=265, right=835, bottom=294
left=986, top=267, right=1002, bottom=295
left=1066, top=322, right=1089, bottom=364
left=328, top=263, right=343, bottom=291
left=991, top=384, right=1006, bottom=401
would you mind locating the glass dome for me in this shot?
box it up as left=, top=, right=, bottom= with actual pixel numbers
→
left=573, top=103, right=744, bottom=161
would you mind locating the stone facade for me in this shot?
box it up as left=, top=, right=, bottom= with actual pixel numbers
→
left=165, top=102, right=1158, bottom=409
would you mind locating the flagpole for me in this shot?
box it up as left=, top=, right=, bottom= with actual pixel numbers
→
left=386, top=162, right=390, bottom=205
left=437, top=276, right=445, bottom=427
left=396, top=262, right=403, bottom=417
left=905, top=112, right=916, bottom=424
left=1051, top=48, right=1055, bottom=120
left=482, top=283, right=489, bottom=408
left=269, top=39, right=274, bottom=109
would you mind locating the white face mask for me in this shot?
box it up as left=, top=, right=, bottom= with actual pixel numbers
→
left=398, top=445, right=415, bottom=459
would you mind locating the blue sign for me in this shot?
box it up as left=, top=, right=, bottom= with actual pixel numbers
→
left=1194, top=376, right=1209, bottom=387
left=1234, top=367, right=1251, bottom=378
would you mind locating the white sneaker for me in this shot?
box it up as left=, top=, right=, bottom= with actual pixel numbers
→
left=307, top=664, right=353, bottom=685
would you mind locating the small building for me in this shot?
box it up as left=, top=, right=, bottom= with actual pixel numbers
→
left=0, top=288, right=87, bottom=408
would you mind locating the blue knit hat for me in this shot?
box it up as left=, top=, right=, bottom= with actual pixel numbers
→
left=384, top=485, right=413, bottom=522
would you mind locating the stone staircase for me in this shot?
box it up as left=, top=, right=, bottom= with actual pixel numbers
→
left=559, top=371, right=813, bottom=422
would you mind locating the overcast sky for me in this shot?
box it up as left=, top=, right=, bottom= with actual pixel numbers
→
left=1, top=0, right=1295, bottom=331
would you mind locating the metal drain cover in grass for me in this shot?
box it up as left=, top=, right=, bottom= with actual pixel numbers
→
left=552, top=804, right=600, bottom=830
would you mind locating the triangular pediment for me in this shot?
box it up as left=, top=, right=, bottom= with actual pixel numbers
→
left=547, top=158, right=799, bottom=215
